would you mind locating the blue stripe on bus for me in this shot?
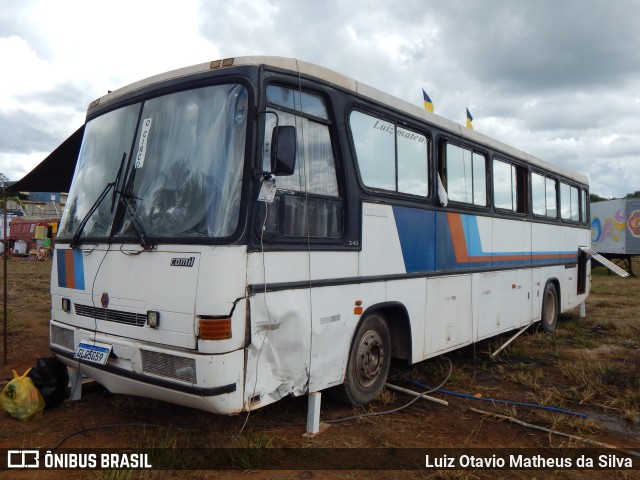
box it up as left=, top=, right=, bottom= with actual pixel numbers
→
left=57, top=250, right=67, bottom=287
left=73, top=250, right=86, bottom=290
left=393, top=206, right=577, bottom=273
left=392, top=207, right=437, bottom=273
left=460, top=215, right=490, bottom=257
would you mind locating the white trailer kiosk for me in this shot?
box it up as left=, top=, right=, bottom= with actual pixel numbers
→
left=49, top=56, right=592, bottom=415
left=591, top=198, right=640, bottom=275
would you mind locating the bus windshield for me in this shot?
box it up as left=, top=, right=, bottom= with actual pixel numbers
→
left=58, top=83, right=248, bottom=242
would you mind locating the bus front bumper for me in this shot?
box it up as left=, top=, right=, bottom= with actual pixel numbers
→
left=50, top=320, right=245, bottom=415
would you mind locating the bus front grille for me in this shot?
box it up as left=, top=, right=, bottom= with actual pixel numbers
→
left=74, top=304, right=146, bottom=327
left=141, top=350, right=197, bottom=384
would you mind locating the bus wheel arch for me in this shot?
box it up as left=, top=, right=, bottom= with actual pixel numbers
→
left=541, top=280, right=560, bottom=333
left=376, top=303, right=412, bottom=363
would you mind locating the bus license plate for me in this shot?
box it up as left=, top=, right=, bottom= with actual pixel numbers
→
left=74, top=340, right=112, bottom=365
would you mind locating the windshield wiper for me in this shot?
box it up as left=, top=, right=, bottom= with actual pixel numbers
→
left=111, top=152, right=127, bottom=213
left=116, top=190, right=155, bottom=250
left=69, top=153, right=128, bottom=249
left=69, top=182, right=114, bottom=249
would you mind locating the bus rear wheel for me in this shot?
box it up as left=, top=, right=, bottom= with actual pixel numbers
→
left=334, top=313, right=391, bottom=407
left=541, top=283, right=558, bottom=333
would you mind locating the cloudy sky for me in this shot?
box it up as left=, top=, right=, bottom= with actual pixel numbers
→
left=2, top=0, right=639, bottom=197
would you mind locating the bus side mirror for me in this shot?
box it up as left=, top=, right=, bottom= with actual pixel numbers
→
left=271, top=126, right=296, bottom=176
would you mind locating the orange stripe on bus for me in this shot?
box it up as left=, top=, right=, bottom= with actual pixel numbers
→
left=64, top=250, right=75, bottom=289
left=447, top=213, right=471, bottom=262
left=447, top=213, right=576, bottom=263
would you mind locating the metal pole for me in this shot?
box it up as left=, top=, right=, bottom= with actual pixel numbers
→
left=385, top=383, right=449, bottom=406
left=491, top=322, right=531, bottom=357
left=3, top=188, right=7, bottom=365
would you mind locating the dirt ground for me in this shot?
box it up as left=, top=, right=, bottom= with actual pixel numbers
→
left=0, top=257, right=639, bottom=480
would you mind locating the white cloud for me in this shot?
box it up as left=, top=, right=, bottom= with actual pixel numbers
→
left=0, top=36, right=53, bottom=109
left=0, top=151, right=46, bottom=181
left=2, top=0, right=640, bottom=197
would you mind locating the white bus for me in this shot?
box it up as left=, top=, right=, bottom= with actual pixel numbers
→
left=49, top=56, right=591, bottom=414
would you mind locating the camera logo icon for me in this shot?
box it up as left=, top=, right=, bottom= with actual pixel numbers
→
left=7, top=450, right=40, bottom=468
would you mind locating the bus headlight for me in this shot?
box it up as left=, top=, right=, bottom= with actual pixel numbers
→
left=61, top=298, right=71, bottom=313
left=147, top=310, right=160, bottom=328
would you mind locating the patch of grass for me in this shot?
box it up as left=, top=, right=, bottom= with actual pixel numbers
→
left=95, top=470, right=133, bottom=480
left=535, top=411, right=600, bottom=434
left=526, top=386, right=567, bottom=409
left=504, top=368, right=543, bottom=389
left=404, top=357, right=474, bottom=388
left=379, top=387, right=397, bottom=405
left=617, top=325, right=640, bottom=349
left=531, top=331, right=560, bottom=350
left=495, top=403, right=519, bottom=419
left=110, top=395, right=149, bottom=415
left=425, top=471, right=481, bottom=480
left=623, top=388, right=640, bottom=406
left=557, top=320, right=598, bottom=349
left=599, top=360, right=638, bottom=389
left=109, top=395, right=170, bottom=417
left=228, top=430, right=278, bottom=470
left=621, top=404, right=640, bottom=423
left=5, top=317, right=28, bottom=334
left=139, top=429, right=190, bottom=470
left=558, top=362, right=603, bottom=404
left=448, top=366, right=477, bottom=385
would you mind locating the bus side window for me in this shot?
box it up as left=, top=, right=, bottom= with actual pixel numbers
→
left=493, top=158, right=528, bottom=214
left=532, top=172, right=558, bottom=219
left=545, top=177, right=558, bottom=218
left=261, top=86, right=342, bottom=240
left=349, top=111, right=429, bottom=197
left=442, top=142, right=486, bottom=206
left=560, top=182, right=580, bottom=222
left=581, top=188, right=588, bottom=224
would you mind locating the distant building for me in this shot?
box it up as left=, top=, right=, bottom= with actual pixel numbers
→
left=5, top=191, right=67, bottom=217
left=27, top=192, right=66, bottom=203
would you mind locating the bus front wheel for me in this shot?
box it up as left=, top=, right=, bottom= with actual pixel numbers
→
left=541, top=283, right=558, bottom=333
left=335, top=313, right=391, bottom=407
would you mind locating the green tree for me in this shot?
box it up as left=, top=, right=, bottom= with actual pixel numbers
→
left=589, top=193, right=608, bottom=203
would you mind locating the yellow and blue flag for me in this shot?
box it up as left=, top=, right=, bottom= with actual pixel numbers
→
left=422, top=89, right=434, bottom=112
left=466, top=108, right=473, bottom=129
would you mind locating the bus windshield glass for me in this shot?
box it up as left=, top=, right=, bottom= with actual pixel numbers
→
left=59, top=83, right=248, bottom=242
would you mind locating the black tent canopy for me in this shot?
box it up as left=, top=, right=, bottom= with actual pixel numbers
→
left=3, top=127, right=85, bottom=365
left=7, top=125, right=84, bottom=194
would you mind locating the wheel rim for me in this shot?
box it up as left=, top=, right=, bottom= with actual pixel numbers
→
left=543, top=289, right=556, bottom=326
left=355, top=329, right=385, bottom=388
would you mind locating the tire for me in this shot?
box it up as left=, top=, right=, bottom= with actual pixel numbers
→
left=333, top=313, right=391, bottom=406
left=541, top=282, right=558, bottom=333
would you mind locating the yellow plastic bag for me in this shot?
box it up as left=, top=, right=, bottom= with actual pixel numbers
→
left=1, top=368, right=45, bottom=421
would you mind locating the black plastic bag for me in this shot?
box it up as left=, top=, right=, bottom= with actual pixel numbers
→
left=27, top=357, right=69, bottom=408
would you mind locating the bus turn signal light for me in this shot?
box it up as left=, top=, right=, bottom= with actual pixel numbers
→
left=354, top=300, right=363, bottom=315
left=199, top=317, right=232, bottom=340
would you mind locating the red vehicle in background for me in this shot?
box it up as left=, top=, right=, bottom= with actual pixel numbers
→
left=9, top=217, right=61, bottom=255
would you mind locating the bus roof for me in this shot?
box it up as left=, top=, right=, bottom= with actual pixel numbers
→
left=90, top=56, right=588, bottom=186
